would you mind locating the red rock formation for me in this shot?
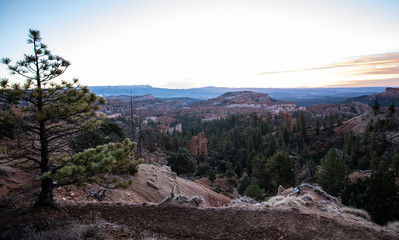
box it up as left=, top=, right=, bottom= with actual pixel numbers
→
left=186, top=132, right=208, bottom=160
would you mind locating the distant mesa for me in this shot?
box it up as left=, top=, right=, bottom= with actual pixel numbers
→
left=192, top=91, right=281, bottom=107
left=89, top=85, right=387, bottom=106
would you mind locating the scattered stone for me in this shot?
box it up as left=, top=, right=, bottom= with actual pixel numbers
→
left=146, top=181, right=159, bottom=190
left=230, top=196, right=257, bottom=205
left=301, top=195, right=313, bottom=202
left=160, top=194, right=204, bottom=207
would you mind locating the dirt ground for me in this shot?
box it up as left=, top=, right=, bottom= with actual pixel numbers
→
left=1, top=202, right=398, bottom=240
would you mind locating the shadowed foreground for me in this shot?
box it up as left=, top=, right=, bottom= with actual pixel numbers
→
left=1, top=202, right=398, bottom=239
left=51, top=203, right=398, bottom=239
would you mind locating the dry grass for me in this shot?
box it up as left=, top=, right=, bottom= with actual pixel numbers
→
left=0, top=212, right=110, bottom=240
left=261, top=195, right=305, bottom=208
left=386, top=221, right=399, bottom=233
left=339, top=207, right=371, bottom=221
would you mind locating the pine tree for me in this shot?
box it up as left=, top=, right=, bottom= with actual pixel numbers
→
left=244, top=179, right=264, bottom=201
left=391, top=153, right=399, bottom=176
left=317, top=148, right=347, bottom=196
left=372, top=99, right=380, bottom=114
left=56, top=139, right=140, bottom=200
left=267, top=150, right=295, bottom=190
left=342, top=162, right=399, bottom=225
left=369, top=151, right=381, bottom=171
left=225, top=162, right=235, bottom=182
left=315, top=117, right=320, bottom=135
left=237, top=175, right=251, bottom=195
left=207, top=169, right=216, bottom=186
left=234, top=161, right=243, bottom=178
left=167, top=147, right=196, bottom=175
left=389, top=102, right=396, bottom=115
left=1, top=30, right=139, bottom=206
left=250, top=153, right=269, bottom=190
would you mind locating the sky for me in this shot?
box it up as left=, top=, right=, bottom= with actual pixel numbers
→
left=1, top=0, right=399, bottom=89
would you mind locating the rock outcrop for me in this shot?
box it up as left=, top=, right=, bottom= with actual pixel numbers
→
left=186, top=132, right=208, bottom=160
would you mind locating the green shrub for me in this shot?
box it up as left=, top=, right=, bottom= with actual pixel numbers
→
left=244, top=180, right=263, bottom=201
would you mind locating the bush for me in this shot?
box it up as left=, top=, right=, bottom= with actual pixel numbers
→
left=0, top=165, right=10, bottom=177
left=340, top=207, right=371, bottom=221
left=386, top=221, right=399, bottom=233
left=0, top=221, right=109, bottom=240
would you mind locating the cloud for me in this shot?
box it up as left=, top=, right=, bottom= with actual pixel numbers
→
left=158, top=79, right=200, bottom=89
left=257, top=51, right=399, bottom=76
left=324, top=78, right=399, bottom=87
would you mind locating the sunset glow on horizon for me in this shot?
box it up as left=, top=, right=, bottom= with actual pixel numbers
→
left=1, top=0, right=399, bottom=89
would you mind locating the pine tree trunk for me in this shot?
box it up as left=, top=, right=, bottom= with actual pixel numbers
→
left=36, top=178, right=53, bottom=206
left=36, top=121, right=54, bottom=207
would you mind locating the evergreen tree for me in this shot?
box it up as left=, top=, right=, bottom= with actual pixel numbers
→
left=365, top=162, right=399, bottom=224
left=0, top=30, right=139, bottom=206
left=317, top=148, right=347, bottom=196
left=234, top=161, right=243, bottom=178
left=358, top=156, right=370, bottom=170
left=298, top=111, right=308, bottom=143
left=341, top=162, right=399, bottom=225
left=369, top=151, right=381, bottom=171
left=267, top=150, right=295, bottom=191
left=167, top=147, right=196, bottom=175
left=207, top=169, right=216, bottom=186
left=391, top=153, right=399, bottom=176
left=389, top=102, right=396, bottom=115
left=315, top=117, right=320, bottom=135
left=250, top=153, right=269, bottom=190
left=224, top=161, right=235, bottom=182
left=70, top=120, right=126, bottom=153
left=56, top=139, right=140, bottom=200
left=237, top=175, right=251, bottom=195
left=372, top=99, right=380, bottom=114
left=244, top=179, right=264, bottom=201
left=264, top=133, right=277, bottom=157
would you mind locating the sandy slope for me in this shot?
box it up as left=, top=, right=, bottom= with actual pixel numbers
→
left=54, top=164, right=231, bottom=207
left=336, top=109, right=399, bottom=144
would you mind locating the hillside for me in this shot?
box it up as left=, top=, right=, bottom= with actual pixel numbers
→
left=345, top=87, right=399, bottom=107
left=54, top=164, right=231, bottom=207
left=306, top=101, right=369, bottom=116
left=336, top=108, right=399, bottom=143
